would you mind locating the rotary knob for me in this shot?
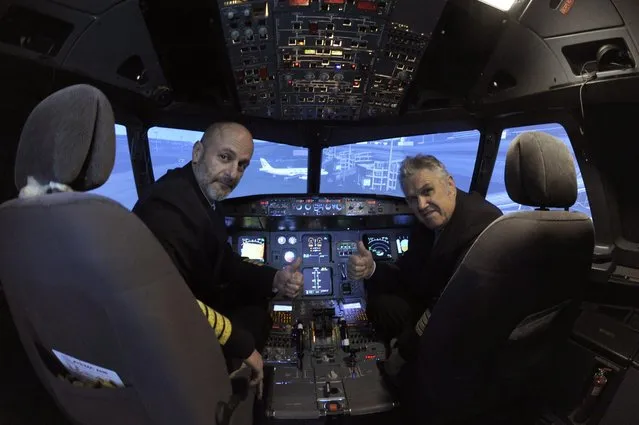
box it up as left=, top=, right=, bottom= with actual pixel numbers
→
left=319, top=72, right=330, bottom=81
left=258, top=26, right=268, bottom=37
left=227, top=10, right=235, bottom=19
left=230, top=30, right=240, bottom=41
left=333, top=73, right=344, bottom=81
left=305, top=72, right=315, bottom=81
left=398, top=71, right=409, bottom=81
left=284, top=73, right=293, bottom=81
left=243, top=8, right=251, bottom=17
left=244, top=28, right=254, bottom=38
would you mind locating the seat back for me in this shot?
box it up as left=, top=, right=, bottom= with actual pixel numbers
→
left=416, top=131, right=595, bottom=421
left=0, top=85, right=240, bottom=425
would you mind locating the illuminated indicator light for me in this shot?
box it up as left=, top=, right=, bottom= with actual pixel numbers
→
left=351, top=64, right=356, bottom=70
left=331, top=50, right=343, bottom=56
left=297, top=39, right=306, bottom=46
left=335, top=64, right=342, bottom=70
left=353, top=81, right=360, bottom=88
left=294, top=62, right=301, bottom=67
left=355, top=0, right=376, bottom=11
left=289, top=0, right=310, bottom=5
left=304, top=49, right=317, bottom=55
left=365, top=354, right=376, bottom=360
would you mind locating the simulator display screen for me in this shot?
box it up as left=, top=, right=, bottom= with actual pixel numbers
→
left=302, top=234, right=331, bottom=262
left=239, top=236, right=266, bottom=262
left=396, top=235, right=409, bottom=256
left=364, top=234, right=393, bottom=260
left=303, top=266, right=332, bottom=296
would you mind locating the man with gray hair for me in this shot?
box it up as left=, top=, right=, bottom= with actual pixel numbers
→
left=348, top=153, right=502, bottom=376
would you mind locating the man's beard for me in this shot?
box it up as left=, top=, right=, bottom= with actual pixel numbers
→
left=204, top=185, right=226, bottom=202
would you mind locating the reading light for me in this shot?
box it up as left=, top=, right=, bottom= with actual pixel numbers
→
left=476, top=0, right=516, bottom=11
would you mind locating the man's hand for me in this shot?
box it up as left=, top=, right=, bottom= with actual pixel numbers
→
left=273, top=257, right=303, bottom=298
left=230, top=349, right=265, bottom=399
left=347, top=241, right=375, bottom=280
left=383, top=347, right=406, bottom=377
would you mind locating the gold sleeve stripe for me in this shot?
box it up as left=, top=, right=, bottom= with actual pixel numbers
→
left=196, top=300, right=233, bottom=345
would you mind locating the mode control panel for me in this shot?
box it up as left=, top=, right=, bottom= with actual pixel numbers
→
left=222, top=195, right=412, bottom=216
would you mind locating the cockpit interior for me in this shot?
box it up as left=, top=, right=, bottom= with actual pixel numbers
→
left=1, top=0, right=639, bottom=424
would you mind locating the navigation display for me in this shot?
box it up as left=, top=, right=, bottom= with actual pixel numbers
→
left=303, top=266, right=332, bottom=296
left=302, top=234, right=331, bottom=262
left=396, top=235, right=409, bottom=256
left=363, top=234, right=393, bottom=260
left=239, top=236, right=266, bottom=262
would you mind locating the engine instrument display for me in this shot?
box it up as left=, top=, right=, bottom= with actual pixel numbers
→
left=363, top=234, right=392, bottom=260
left=302, top=234, right=331, bottom=262
left=239, top=236, right=266, bottom=262
left=303, top=266, right=333, bottom=296
left=395, top=235, right=409, bottom=256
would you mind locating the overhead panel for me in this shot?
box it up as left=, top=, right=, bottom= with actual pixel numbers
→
left=215, top=0, right=445, bottom=121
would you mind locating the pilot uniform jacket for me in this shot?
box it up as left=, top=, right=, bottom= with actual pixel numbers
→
left=366, top=189, right=502, bottom=360
left=133, top=162, right=277, bottom=360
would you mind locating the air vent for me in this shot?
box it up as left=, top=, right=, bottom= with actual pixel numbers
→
left=0, top=5, right=73, bottom=57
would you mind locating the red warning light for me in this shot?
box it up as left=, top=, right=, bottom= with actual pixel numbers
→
left=289, top=0, right=310, bottom=5
left=356, top=0, right=376, bottom=11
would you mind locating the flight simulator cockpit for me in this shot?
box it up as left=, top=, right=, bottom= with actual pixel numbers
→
left=2, top=0, right=639, bottom=425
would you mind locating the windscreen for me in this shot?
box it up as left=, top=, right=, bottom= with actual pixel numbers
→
left=147, top=126, right=309, bottom=198
left=320, top=130, right=480, bottom=196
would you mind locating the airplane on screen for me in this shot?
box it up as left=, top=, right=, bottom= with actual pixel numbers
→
left=259, top=158, right=328, bottom=180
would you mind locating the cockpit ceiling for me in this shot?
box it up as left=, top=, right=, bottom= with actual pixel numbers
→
left=0, top=0, right=637, bottom=123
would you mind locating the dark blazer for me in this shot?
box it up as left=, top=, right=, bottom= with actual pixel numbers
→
left=367, top=189, right=503, bottom=359
left=133, top=163, right=277, bottom=358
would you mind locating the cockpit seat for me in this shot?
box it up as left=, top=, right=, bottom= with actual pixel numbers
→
left=0, top=84, right=253, bottom=425
left=410, top=131, right=595, bottom=424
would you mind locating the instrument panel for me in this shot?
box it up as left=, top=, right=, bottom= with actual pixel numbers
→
left=215, top=0, right=445, bottom=120
left=231, top=228, right=408, bottom=299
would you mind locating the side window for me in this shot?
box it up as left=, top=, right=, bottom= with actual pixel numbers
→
left=88, top=124, right=138, bottom=209
left=486, top=123, right=591, bottom=216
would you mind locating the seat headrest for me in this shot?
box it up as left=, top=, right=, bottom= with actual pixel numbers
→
left=505, top=131, right=577, bottom=209
left=14, top=84, right=116, bottom=192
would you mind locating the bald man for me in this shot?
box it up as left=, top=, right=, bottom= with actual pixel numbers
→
left=133, top=122, right=303, bottom=377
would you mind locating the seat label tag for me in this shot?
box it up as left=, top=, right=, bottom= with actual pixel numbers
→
left=52, top=349, right=125, bottom=388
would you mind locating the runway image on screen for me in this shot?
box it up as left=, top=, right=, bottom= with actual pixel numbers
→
left=239, top=236, right=266, bottom=262
left=303, top=266, right=332, bottom=296
left=364, top=235, right=393, bottom=260
left=396, top=235, right=409, bottom=256
left=302, top=234, right=331, bottom=262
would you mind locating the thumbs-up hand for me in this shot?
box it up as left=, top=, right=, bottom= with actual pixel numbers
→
left=347, top=241, right=375, bottom=280
left=273, top=257, right=304, bottom=298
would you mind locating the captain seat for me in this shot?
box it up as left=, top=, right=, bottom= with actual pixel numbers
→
left=408, top=131, right=595, bottom=424
left=0, top=85, right=253, bottom=425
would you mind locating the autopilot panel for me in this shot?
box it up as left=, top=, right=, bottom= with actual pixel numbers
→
left=223, top=195, right=414, bottom=420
